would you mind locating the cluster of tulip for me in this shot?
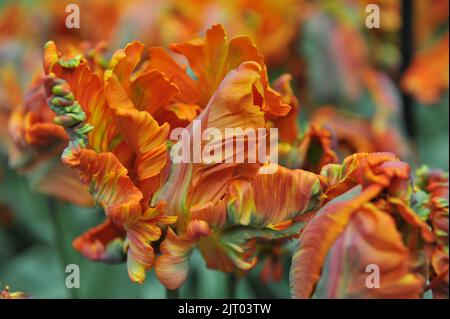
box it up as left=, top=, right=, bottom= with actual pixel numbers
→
left=0, top=0, right=448, bottom=299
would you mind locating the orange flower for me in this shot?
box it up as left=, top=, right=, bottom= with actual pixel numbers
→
left=41, top=24, right=293, bottom=286
left=40, top=22, right=445, bottom=297
left=43, top=25, right=320, bottom=290
left=290, top=153, right=433, bottom=298
left=402, top=34, right=449, bottom=105
left=311, top=107, right=376, bottom=156
left=309, top=204, right=424, bottom=298
left=415, top=166, right=449, bottom=298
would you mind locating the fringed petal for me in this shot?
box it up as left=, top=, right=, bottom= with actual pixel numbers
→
left=125, top=203, right=174, bottom=283
left=73, top=218, right=126, bottom=263
left=155, top=220, right=210, bottom=289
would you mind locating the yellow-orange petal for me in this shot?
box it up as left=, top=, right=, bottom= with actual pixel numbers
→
left=110, top=41, right=144, bottom=92
left=224, top=166, right=324, bottom=227
left=75, top=148, right=143, bottom=225
left=125, top=203, right=167, bottom=284
left=130, top=69, right=180, bottom=115
left=105, top=71, right=170, bottom=203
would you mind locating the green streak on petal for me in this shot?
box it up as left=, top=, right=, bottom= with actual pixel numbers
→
left=58, top=54, right=83, bottom=68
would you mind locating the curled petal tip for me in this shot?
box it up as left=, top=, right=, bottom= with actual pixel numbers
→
left=44, top=40, right=55, bottom=49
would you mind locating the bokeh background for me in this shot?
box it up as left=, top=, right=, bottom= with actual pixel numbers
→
left=0, top=0, right=448, bottom=298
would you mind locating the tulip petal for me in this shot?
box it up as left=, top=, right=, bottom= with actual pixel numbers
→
left=109, top=41, right=144, bottom=92
left=152, top=62, right=268, bottom=215
left=155, top=220, right=210, bottom=289
left=130, top=69, right=180, bottom=115
left=147, top=47, right=203, bottom=105
left=169, top=24, right=262, bottom=103
left=313, top=205, right=424, bottom=298
left=224, top=165, right=324, bottom=227
left=290, top=184, right=382, bottom=298
left=43, top=42, right=117, bottom=153
left=73, top=218, right=126, bottom=263
left=75, top=148, right=143, bottom=225
left=125, top=203, right=171, bottom=284
left=104, top=71, right=170, bottom=203
left=271, top=74, right=300, bottom=142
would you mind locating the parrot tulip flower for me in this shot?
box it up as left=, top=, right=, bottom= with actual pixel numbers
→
left=290, top=152, right=434, bottom=298
left=41, top=24, right=324, bottom=289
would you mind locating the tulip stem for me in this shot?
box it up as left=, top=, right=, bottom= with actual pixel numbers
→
left=48, top=198, right=77, bottom=299
left=165, top=288, right=180, bottom=299
left=227, top=273, right=237, bottom=299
